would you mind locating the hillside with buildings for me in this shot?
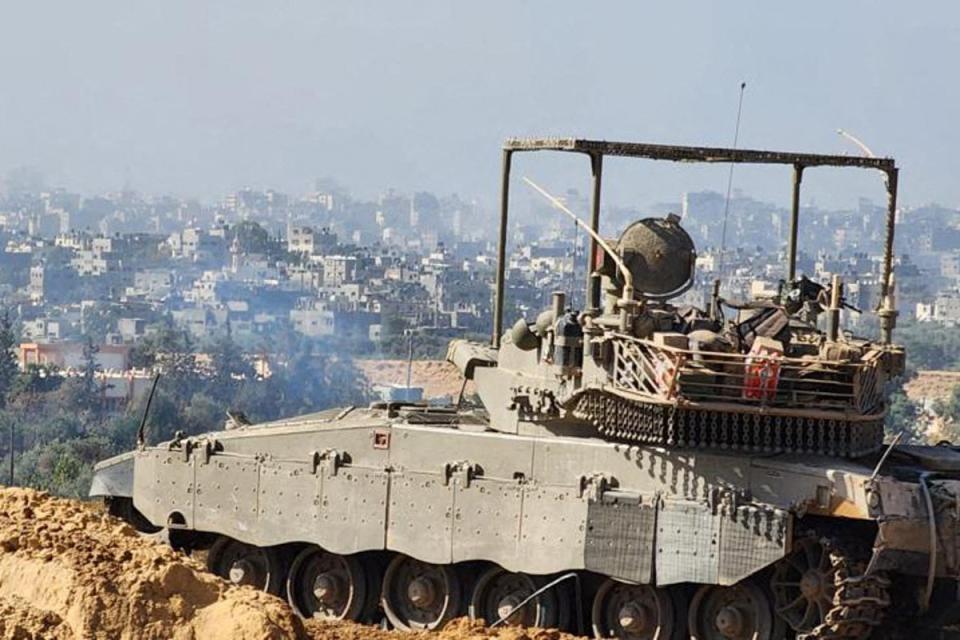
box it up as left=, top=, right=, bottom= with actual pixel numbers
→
left=5, top=181, right=960, bottom=494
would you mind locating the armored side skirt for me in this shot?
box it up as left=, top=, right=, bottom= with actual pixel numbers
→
left=130, top=423, right=791, bottom=587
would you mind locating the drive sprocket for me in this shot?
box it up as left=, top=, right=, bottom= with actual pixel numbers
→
left=793, top=538, right=890, bottom=640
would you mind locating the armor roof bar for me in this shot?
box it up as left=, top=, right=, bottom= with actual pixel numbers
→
left=502, top=138, right=895, bottom=170
left=492, top=137, right=899, bottom=347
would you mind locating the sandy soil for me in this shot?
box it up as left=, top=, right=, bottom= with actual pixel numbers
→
left=0, top=488, right=581, bottom=640
left=356, top=360, right=472, bottom=400
left=305, top=618, right=576, bottom=640
left=904, top=370, right=960, bottom=405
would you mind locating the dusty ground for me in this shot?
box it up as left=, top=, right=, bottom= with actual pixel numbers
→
left=356, top=360, right=472, bottom=400
left=305, top=619, right=576, bottom=640
left=904, top=370, right=960, bottom=405
left=0, top=488, right=581, bottom=640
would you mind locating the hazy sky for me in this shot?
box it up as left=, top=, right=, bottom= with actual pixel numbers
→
left=0, top=2, right=957, bottom=210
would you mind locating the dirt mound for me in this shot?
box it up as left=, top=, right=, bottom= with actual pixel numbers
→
left=0, top=487, right=306, bottom=639
left=305, top=617, right=576, bottom=640
left=0, top=595, right=72, bottom=639
left=0, top=488, right=584, bottom=640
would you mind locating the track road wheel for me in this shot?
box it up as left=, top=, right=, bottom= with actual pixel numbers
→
left=468, top=567, right=560, bottom=628
left=688, top=581, right=780, bottom=640
left=286, top=546, right=367, bottom=620
left=381, top=555, right=461, bottom=630
left=591, top=579, right=677, bottom=639
left=206, top=537, right=284, bottom=594
left=771, top=538, right=837, bottom=634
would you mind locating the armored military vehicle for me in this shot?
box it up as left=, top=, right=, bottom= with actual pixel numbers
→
left=92, top=138, right=960, bottom=639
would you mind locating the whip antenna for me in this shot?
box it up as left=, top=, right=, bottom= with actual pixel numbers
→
left=136, top=373, right=161, bottom=448
left=523, top=177, right=634, bottom=301
left=717, top=81, right=747, bottom=278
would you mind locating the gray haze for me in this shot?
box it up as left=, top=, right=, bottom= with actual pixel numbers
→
left=0, top=2, right=957, bottom=209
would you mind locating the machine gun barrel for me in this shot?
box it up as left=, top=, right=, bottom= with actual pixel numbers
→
left=522, top=177, right=635, bottom=329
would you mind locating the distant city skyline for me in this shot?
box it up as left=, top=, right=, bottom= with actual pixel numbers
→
left=0, top=2, right=957, bottom=210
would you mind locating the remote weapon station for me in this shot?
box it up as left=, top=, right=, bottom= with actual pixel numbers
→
left=93, top=138, right=960, bottom=639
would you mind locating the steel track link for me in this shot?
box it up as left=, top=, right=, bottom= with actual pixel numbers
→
left=796, top=539, right=890, bottom=640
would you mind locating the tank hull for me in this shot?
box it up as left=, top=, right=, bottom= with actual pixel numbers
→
left=92, top=407, right=960, bottom=637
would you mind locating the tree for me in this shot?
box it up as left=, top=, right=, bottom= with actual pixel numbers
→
left=278, top=348, right=370, bottom=413
left=206, top=334, right=254, bottom=405
left=0, top=314, right=375, bottom=498
left=934, top=385, right=960, bottom=444
left=80, top=336, right=102, bottom=402
left=897, top=319, right=960, bottom=371
left=10, top=364, right=63, bottom=404
left=54, top=337, right=104, bottom=422
left=81, top=303, right=126, bottom=343
left=885, top=388, right=924, bottom=443
left=0, top=312, right=17, bottom=409
left=131, top=325, right=202, bottom=402
left=380, top=310, right=409, bottom=340
left=14, top=437, right=108, bottom=498
left=228, top=221, right=290, bottom=262
left=182, top=392, right=223, bottom=435
left=133, top=389, right=181, bottom=444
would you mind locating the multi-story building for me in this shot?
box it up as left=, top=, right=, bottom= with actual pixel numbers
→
left=321, top=255, right=357, bottom=287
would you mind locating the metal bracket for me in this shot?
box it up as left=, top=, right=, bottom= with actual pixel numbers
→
left=311, top=449, right=343, bottom=477
left=177, top=437, right=217, bottom=464
left=578, top=472, right=614, bottom=500
left=168, top=430, right=186, bottom=456
left=598, top=489, right=643, bottom=505
left=711, top=486, right=752, bottom=517
left=443, top=461, right=478, bottom=487
left=508, top=386, right=560, bottom=419
left=198, top=439, right=217, bottom=464
left=181, top=439, right=193, bottom=463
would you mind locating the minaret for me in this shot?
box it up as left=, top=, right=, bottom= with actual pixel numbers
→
left=230, top=235, right=241, bottom=273
left=409, top=195, right=419, bottom=228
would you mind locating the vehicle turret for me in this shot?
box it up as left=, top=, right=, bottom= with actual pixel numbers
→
left=452, top=205, right=903, bottom=457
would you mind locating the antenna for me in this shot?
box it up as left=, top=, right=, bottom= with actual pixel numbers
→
left=136, top=373, right=161, bottom=448
left=568, top=218, right=579, bottom=309
left=405, top=329, right=413, bottom=389
left=837, top=128, right=876, bottom=158
left=717, top=81, right=747, bottom=278
left=523, top=177, right=634, bottom=301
